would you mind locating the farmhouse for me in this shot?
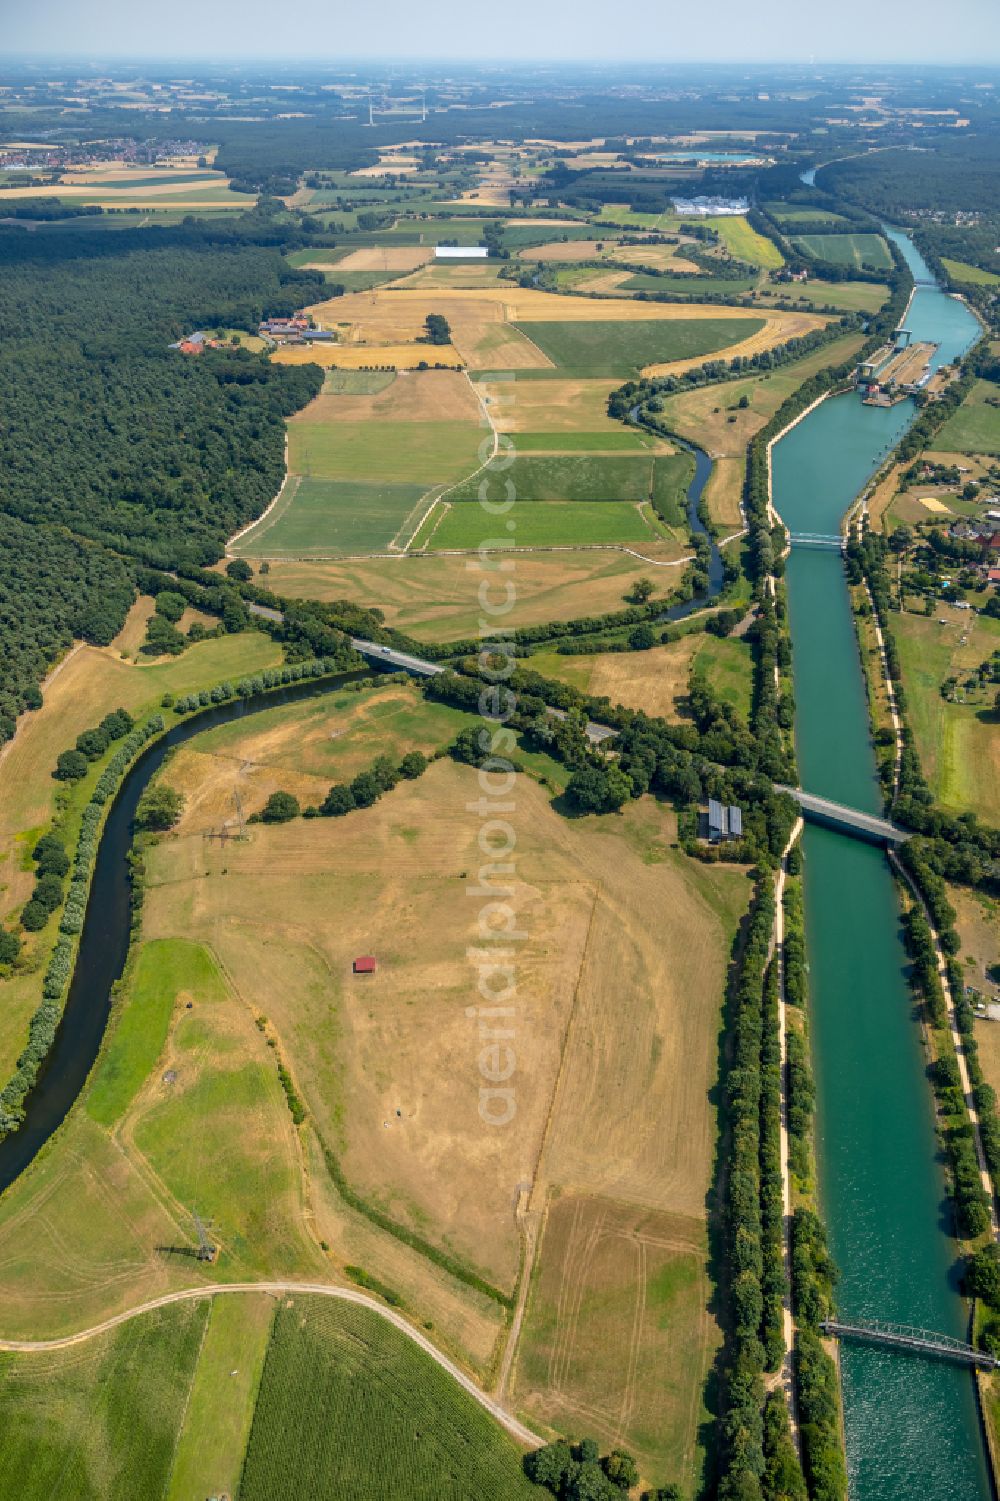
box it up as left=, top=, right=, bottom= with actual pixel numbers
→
left=434, top=245, right=489, bottom=259
left=706, top=799, right=743, bottom=843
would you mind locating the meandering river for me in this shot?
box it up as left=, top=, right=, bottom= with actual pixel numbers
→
left=773, top=230, right=990, bottom=1498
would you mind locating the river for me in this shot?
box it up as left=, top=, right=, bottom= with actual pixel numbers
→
left=773, top=230, right=989, bottom=1498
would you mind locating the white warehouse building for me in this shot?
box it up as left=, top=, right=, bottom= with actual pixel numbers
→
left=434, top=245, right=489, bottom=259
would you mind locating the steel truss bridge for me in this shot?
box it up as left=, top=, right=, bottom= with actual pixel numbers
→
left=821, top=1319, right=1000, bottom=1370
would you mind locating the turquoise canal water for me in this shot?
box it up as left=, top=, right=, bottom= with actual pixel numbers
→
left=772, top=231, right=991, bottom=1499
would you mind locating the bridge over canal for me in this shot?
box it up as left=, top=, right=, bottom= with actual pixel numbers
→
left=821, top=1319, right=999, bottom=1371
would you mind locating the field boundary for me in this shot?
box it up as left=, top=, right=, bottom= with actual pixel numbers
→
left=227, top=435, right=292, bottom=555
left=0, top=1280, right=544, bottom=1447
left=392, top=370, right=500, bottom=552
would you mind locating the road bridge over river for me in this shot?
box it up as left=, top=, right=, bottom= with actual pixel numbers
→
left=775, top=786, right=909, bottom=845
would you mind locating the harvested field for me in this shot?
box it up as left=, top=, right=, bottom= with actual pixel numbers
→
left=396, top=263, right=506, bottom=289
left=519, top=240, right=701, bottom=273
left=478, top=377, right=622, bottom=433
left=335, top=246, right=433, bottom=272
left=272, top=343, right=463, bottom=370
left=298, top=369, right=482, bottom=425
left=301, top=287, right=823, bottom=380
left=256, top=550, right=685, bottom=641
left=142, top=763, right=749, bottom=1302
left=513, top=1194, right=716, bottom=1492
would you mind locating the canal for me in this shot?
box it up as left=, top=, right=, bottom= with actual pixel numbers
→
left=773, top=231, right=989, bottom=1497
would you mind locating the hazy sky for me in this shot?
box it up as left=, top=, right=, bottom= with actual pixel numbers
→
left=5, top=0, right=1000, bottom=65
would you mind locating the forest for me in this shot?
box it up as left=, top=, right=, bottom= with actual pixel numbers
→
left=0, top=221, right=327, bottom=741
left=816, top=135, right=1000, bottom=220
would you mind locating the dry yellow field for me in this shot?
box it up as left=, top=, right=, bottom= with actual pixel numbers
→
left=518, top=240, right=701, bottom=273
left=335, top=246, right=433, bottom=272
left=301, top=285, right=825, bottom=376
left=257, top=549, right=684, bottom=641
left=476, top=377, right=626, bottom=433
left=272, top=342, right=464, bottom=370
left=296, top=369, right=483, bottom=425
left=512, top=1194, right=716, bottom=1489
left=142, top=759, right=749, bottom=1307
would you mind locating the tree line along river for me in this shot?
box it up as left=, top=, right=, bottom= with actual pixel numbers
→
left=773, top=228, right=990, bottom=1499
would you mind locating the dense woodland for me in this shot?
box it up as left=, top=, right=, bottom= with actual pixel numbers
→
left=0, top=222, right=326, bottom=740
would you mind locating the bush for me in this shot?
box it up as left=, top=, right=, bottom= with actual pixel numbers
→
left=20, top=899, right=49, bottom=931
left=136, top=784, right=184, bottom=832
left=54, top=749, right=88, bottom=781
left=261, top=790, right=300, bottom=823
left=321, top=784, right=356, bottom=816
left=226, top=559, right=253, bottom=582
left=399, top=749, right=428, bottom=779
left=0, top=930, right=21, bottom=964
left=154, top=589, right=187, bottom=623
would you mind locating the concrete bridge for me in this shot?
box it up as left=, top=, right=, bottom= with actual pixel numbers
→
left=821, top=1318, right=998, bottom=1371
left=788, top=532, right=845, bottom=552
left=775, top=786, right=909, bottom=845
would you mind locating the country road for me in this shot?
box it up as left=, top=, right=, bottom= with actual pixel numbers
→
left=0, top=1280, right=544, bottom=1448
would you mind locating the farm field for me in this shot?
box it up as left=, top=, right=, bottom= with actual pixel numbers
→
left=655, top=330, right=866, bottom=524
left=164, top=681, right=476, bottom=817
left=756, top=278, right=889, bottom=313
left=239, top=1298, right=539, bottom=1501
left=423, top=499, right=671, bottom=549
left=791, top=231, right=893, bottom=270
left=519, top=239, right=701, bottom=272
left=705, top=214, right=784, bottom=268
left=272, top=341, right=464, bottom=369
left=941, top=258, right=1000, bottom=287
left=449, top=452, right=670, bottom=502
left=234, top=371, right=487, bottom=557
left=477, top=377, right=623, bottom=433
left=510, top=316, right=765, bottom=377
left=527, top=631, right=752, bottom=721
left=512, top=430, right=660, bottom=451
left=300, top=284, right=824, bottom=378
left=0, top=626, right=282, bottom=1082
left=0, top=1302, right=209, bottom=1500
left=166, top=1292, right=274, bottom=1501
left=893, top=608, right=1000, bottom=823
left=141, top=758, right=749, bottom=1316
left=257, top=549, right=685, bottom=641
left=620, top=272, right=757, bottom=297
left=512, top=1195, right=715, bottom=1492
left=934, top=379, right=1000, bottom=455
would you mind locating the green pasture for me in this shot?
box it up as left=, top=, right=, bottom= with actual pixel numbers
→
left=0, top=1302, right=208, bottom=1500
left=290, top=419, right=482, bottom=485
left=935, top=380, right=1000, bottom=455
left=427, top=499, right=661, bottom=549
left=791, top=232, right=893, bottom=270
left=239, top=1299, right=540, bottom=1501
left=511, top=317, right=763, bottom=377
left=235, top=477, right=427, bottom=556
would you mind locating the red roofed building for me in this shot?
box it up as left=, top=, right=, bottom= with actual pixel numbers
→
left=353, top=956, right=377, bottom=975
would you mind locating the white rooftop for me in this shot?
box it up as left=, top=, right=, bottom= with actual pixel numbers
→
left=434, top=245, right=489, bottom=259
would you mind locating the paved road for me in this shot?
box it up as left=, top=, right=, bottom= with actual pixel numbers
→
left=0, top=1280, right=543, bottom=1448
